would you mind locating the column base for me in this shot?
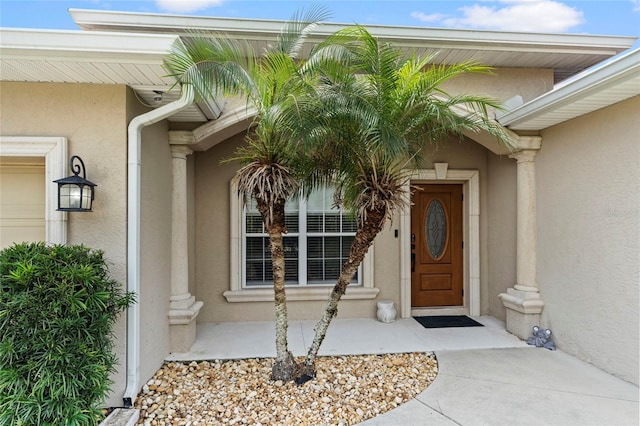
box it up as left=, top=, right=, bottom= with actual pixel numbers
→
left=168, top=300, right=203, bottom=352
left=499, top=288, right=544, bottom=340
left=170, top=294, right=196, bottom=310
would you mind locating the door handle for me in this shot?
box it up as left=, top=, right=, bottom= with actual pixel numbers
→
left=411, top=252, right=416, bottom=273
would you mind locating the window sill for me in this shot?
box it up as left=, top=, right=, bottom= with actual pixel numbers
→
left=223, top=286, right=380, bottom=303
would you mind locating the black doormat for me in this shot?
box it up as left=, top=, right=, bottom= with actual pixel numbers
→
left=413, top=315, right=483, bottom=329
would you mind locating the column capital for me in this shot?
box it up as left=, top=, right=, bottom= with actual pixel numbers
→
left=169, top=130, right=195, bottom=145
left=170, top=144, right=193, bottom=159
left=513, top=135, right=542, bottom=151
left=509, top=149, right=538, bottom=163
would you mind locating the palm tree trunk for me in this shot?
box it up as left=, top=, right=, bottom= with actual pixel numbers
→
left=255, top=196, right=297, bottom=381
left=299, top=208, right=386, bottom=381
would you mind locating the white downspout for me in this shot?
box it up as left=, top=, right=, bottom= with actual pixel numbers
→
left=123, top=85, right=194, bottom=407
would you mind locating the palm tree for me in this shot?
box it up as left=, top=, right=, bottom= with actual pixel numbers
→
left=164, top=6, right=330, bottom=381
left=294, top=25, right=512, bottom=380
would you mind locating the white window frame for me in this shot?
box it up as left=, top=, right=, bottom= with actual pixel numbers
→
left=224, top=178, right=378, bottom=302
left=243, top=189, right=360, bottom=287
left=0, top=136, right=68, bottom=245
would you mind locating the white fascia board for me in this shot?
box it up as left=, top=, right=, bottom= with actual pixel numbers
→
left=0, top=28, right=180, bottom=62
left=69, top=8, right=636, bottom=53
left=497, top=48, right=640, bottom=128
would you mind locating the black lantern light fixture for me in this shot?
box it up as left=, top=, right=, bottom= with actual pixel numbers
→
left=54, top=155, right=97, bottom=212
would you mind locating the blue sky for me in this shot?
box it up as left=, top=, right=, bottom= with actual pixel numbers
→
left=1, top=0, right=639, bottom=38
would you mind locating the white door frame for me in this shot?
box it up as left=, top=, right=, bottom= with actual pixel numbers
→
left=0, top=136, right=68, bottom=244
left=399, top=166, right=480, bottom=318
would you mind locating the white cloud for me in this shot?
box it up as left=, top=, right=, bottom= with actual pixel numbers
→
left=155, top=0, right=224, bottom=13
left=411, top=12, right=448, bottom=23
left=411, top=0, right=585, bottom=33
left=632, top=0, right=640, bottom=12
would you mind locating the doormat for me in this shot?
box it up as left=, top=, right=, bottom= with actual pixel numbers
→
left=413, top=315, right=483, bottom=329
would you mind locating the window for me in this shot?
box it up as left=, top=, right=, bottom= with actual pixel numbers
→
left=244, top=186, right=359, bottom=287
left=225, top=179, right=378, bottom=302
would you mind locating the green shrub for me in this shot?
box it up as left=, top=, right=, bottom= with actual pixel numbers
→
left=0, top=242, right=135, bottom=425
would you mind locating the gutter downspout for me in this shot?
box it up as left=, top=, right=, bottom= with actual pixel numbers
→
left=123, top=85, right=194, bottom=408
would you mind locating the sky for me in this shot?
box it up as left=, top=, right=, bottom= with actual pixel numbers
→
left=1, top=0, right=639, bottom=40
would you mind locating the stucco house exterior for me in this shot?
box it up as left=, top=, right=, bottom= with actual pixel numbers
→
left=1, top=9, right=638, bottom=408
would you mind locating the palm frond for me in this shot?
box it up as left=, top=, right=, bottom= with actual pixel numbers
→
left=293, top=24, right=513, bottom=230
left=164, top=32, right=257, bottom=104
left=272, top=4, right=332, bottom=57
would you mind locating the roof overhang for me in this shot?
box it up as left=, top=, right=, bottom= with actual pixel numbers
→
left=497, top=48, right=640, bottom=131
left=70, top=8, right=637, bottom=83
left=0, top=28, right=221, bottom=122
left=0, top=28, right=178, bottom=82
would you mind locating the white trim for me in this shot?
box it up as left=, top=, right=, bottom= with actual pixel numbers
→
left=224, top=179, right=378, bottom=302
left=70, top=8, right=636, bottom=53
left=0, top=28, right=180, bottom=60
left=399, top=168, right=480, bottom=318
left=0, top=136, right=67, bottom=245
left=224, top=286, right=379, bottom=303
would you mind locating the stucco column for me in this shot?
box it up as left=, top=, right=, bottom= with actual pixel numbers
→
left=168, top=144, right=202, bottom=352
left=513, top=149, right=539, bottom=293
left=500, top=138, right=544, bottom=339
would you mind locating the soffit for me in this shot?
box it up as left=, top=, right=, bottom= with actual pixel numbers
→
left=70, top=8, right=637, bottom=83
left=497, top=48, right=640, bottom=131
left=0, top=28, right=208, bottom=122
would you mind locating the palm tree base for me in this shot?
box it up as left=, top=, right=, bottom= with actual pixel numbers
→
left=295, top=373, right=314, bottom=385
left=295, top=363, right=316, bottom=385
left=271, top=351, right=297, bottom=381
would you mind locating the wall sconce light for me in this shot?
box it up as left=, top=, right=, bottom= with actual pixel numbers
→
left=54, top=155, right=97, bottom=212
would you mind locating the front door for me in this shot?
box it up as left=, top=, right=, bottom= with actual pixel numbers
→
left=411, top=184, right=463, bottom=307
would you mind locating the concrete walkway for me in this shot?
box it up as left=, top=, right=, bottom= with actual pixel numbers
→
left=361, top=347, right=639, bottom=426
left=166, top=316, right=529, bottom=361
left=167, top=317, right=639, bottom=425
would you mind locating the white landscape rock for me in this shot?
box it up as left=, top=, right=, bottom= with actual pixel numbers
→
left=135, top=352, right=438, bottom=425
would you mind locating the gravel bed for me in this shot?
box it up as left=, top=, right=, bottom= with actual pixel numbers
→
left=135, top=352, right=438, bottom=426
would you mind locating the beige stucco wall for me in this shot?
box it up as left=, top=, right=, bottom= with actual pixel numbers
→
left=440, top=68, right=554, bottom=104
left=535, top=96, right=640, bottom=385
left=486, top=155, right=517, bottom=320
left=0, top=82, right=129, bottom=406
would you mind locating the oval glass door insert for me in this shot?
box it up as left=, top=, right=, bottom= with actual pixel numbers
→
left=426, top=199, right=447, bottom=259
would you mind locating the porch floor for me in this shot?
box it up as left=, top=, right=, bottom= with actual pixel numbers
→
left=166, top=315, right=527, bottom=361
left=163, top=316, right=639, bottom=425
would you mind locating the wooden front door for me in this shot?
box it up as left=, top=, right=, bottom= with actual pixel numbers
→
left=411, top=184, right=463, bottom=307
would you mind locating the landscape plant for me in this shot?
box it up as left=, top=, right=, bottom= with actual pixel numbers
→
left=165, top=5, right=331, bottom=381
left=0, top=242, right=135, bottom=425
left=294, top=25, right=512, bottom=378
